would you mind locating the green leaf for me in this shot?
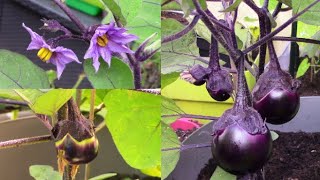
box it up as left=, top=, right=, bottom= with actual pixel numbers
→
left=270, top=131, right=280, bottom=141
left=300, top=31, right=320, bottom=58
left=161, top=72, right=180, bottom=89
left=104, top=90, right=161, bottom=169
left=46, top=70, right=57, bottom=87
left=116, top=0, right=143, bottom=23
left=161, top=18, right=203, bottom=74
left=278, top=0, right=292, bottom=7
left=210, top=166, right=236, bottom=180
left=296, top=58, right=310, bottom=78
left=84, top=58, right=134, bottom=89
left=161, top=96, right=184, bottom=124
left=127, top=0, right=161, bottom=44
left=29, top=165, right=61, bottom=180
left=100, top=0, right=127, bottom=25
left=89, top=173, right=117, bottom=180
left=0, top=90, right=23, bottom=101
left=181, top=0, right=207, bottom=16
left=292, top=0, right=320, bottom=26
left=220, top=0, right=243, bottom=12
left=0, top=49, right=50, bottom=88
left=161, top=122, right=180, bottom=179
left=15, top=89, right=75, bottom=116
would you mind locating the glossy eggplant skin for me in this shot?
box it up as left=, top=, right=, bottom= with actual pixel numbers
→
left=253, top=88, right=300, bottom=124
left=211, top=124, right=272, bottom=175
left=252, top=67, right=300, bottom=125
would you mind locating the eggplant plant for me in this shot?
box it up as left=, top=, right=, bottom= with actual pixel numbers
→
left=161, top=0, right=320, bottom=179
left=0, top=0, right=160, bottom=89
left=0, top=89, right=161, bottom=180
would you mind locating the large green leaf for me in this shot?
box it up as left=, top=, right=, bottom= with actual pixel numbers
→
left=29, top=165, right=61, bottom=180
left=126, top=0, right=161, bottom=43
left=300, top=31, right=320, bottom=58
left=104, top=90, right=161, bottom=169
left=0, top=90, right=23, bottom=101
left=15, top=89, right=74, bottom=116
left=161, top=18, right=203, bottom=74
left=161, top=72, right=180, bottom=89
left=161, top=122, right=180, bottom=179
left=210, top=167, right=236, bottom=180
left=0, top=49, right=50, bottom=88
left=161, top=96, right=184, bottom=124
left=292, top=0, right=320, bottom=26
left=114, top=0, right=142, bottom=23
left=84, top=58, right=134, bottom=89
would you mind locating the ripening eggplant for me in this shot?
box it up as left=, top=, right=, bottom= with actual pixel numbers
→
left=252, top=42, right=300, bottom=125
left=211, top=56, right=272, bottom=175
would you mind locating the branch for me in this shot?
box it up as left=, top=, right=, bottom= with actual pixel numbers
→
left=162, top=15, right=201, bottom=44
left=53, top=0, right=86, bottom=33
left=0, top=99, right=28, bottom=106
left=162, top=143, right=211, bottom=152
left=272, top=36, right=320, bottom=44
left=243, top=0, right=320, bottom=55
left=0, top=135, right=52, bottom=150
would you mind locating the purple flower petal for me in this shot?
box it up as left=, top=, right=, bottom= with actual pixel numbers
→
left=54, top=57, right=66, bottom=80
left=109, top=33, right=138, bottom=44
left=107, top=40, right=134, bottom=53
left=98, top=47, right=112, bottom=66
left=22, top=23, right=46, bottom=50
left=54, top=47, right=81, bottom=64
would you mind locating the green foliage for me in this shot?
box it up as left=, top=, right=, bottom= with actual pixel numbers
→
left=29, top=165, right=61, bottom=180
left=84, top=58, right=134, bottom=89
left=221, top=0, right=243, bottom=12
left=161, top=96, right=184, bottom=124
left=14, top=89, right=74, bottom=116
left=292, top=0, right=320, bottom=26
left=161, top=72, right=180, bottom=89
left=210, top=166, right=236, bottom=180
left=161, top=18, right=202, bottom=74
left=89, top=173, right=117, bottom=180
left=104, top=90, right=161, bottom=169
left=0, top=49, right=50, bottom=89
left=300, top=31, right=320, bottom=58
left=100, top=0, right=127, bottom=25
left=181, top=0, right=207, bottom=16
left=296, top=58, right=311, bottom=78
left=161, top=122, right=180, bottom=179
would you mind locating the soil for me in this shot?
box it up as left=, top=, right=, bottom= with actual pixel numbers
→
left=298, top=69, right=320, bottom=96
left=196, top=131, right=320, bottom=180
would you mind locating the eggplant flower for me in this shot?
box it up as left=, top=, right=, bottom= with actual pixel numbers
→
left=22, top=23, right=81, bottom=79
left=84, top=22, right=138, bottom=72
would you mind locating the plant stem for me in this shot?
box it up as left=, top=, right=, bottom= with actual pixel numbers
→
left=272, top=36, right=320, bottom=44
left=162, top=143, right=211, bottom=152
left=192, top=0, right=240, bottom=61
left=53, top=0, right=86, bottom=33
left=72, top=73, right=86, bottom=89
left=89, top=89, right=96, bottom=122
left=162, top=15, right=200, bottom=44
left=162, top=114, right=219, bottom=121
left=0, top=99, right=28, bottom=106
left=0, top=135, right=52, bottom=150
left=272, top=2, right=282, bottom=17
left=209, top=35, right=221, bottom=71
left=84, top=164, right=90, bottom=180
left=243, top=0, right=320, bottom=55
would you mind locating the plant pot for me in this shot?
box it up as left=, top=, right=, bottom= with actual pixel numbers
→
left=165, top=96, right=320, bottom=180
left=0, top=115, right=150, bottom=179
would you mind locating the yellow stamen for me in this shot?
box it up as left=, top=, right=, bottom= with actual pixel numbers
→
left=97, top=34, right=109, bottom=47
left=37, top=48, right=52, bottom=62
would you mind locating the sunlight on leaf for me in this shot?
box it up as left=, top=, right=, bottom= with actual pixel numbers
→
left=104, top=90, right=160, bottom=169
left=292, top=0, right=320, bottom=26
left=140, top=165, right=161, bottom=177
left=161, top=72, right=180, bottom=89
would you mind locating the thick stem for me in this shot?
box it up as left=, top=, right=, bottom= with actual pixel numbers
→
left=132, top=61, right=142, bottom=89
left=53, top=0, right=86, bottom=33
left=243, top=0, right=320, bottom=55
left=235, top=54, right=250, bottom=110
left=0, top=135, right=52, bottom=150
left=209, top=36, right=221, bottom=71
left=192, top=0, right=240, bottom=61
left=162, top=15, right=201, bottom=44
left=267, top=41, right=281, bottom=69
